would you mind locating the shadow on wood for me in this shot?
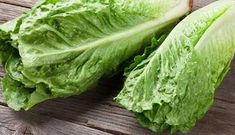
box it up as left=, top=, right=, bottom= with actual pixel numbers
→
left=18, top=74, right=158, bottom=135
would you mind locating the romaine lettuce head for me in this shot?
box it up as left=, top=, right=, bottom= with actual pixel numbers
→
left=0, top=0, right=191, bottom=110
left=115, top=0, right=235, bottom=133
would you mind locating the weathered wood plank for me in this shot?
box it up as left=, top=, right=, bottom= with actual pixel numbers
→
left=189, top=100, right=235, bottom=135
left=0, top=78, right=157, bottom=135
left=215, top=60, right=235, bottom=103
left=0, top=105, right=112, bottom=135
left=0, top=3, right=27, bottom=23
left=192, top=0, right=215, bottom=10
left=0, top=0, right=36, bottom=8
left=29, top=85, right=158, bottom=135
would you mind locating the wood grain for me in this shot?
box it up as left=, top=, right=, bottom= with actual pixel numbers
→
left=192, top=0, right=215, bottom=10
left=0, top=105, right=112, bottom=135
left=0, top=3, right=27, bottom=23
left=0, top=0, right=234, bottom=135
left=0, top=82, right=158, bottom=135
left=0, top=0, right=36, bottom=8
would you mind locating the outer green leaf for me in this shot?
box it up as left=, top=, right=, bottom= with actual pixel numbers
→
left=18, top=0, right=190, bottom=67
left=0, top=0, right=191, bottom=110
left=115, top=0, right=235, bottom=133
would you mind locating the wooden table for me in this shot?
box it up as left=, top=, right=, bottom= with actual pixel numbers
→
left=0, top=0, right=234, bottom=135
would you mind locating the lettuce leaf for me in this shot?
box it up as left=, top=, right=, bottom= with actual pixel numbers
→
left=115, top=0, right=235, bottom=133
left=0, top=0, right=191, bottom=110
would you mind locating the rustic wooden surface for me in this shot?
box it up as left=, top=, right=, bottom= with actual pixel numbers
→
left=0, top=0, right=234, bottom=135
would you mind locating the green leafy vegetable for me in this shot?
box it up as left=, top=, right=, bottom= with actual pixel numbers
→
left=0, top=0, right=191, bottom=110
left=115, top=0, right=235, bottom=133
